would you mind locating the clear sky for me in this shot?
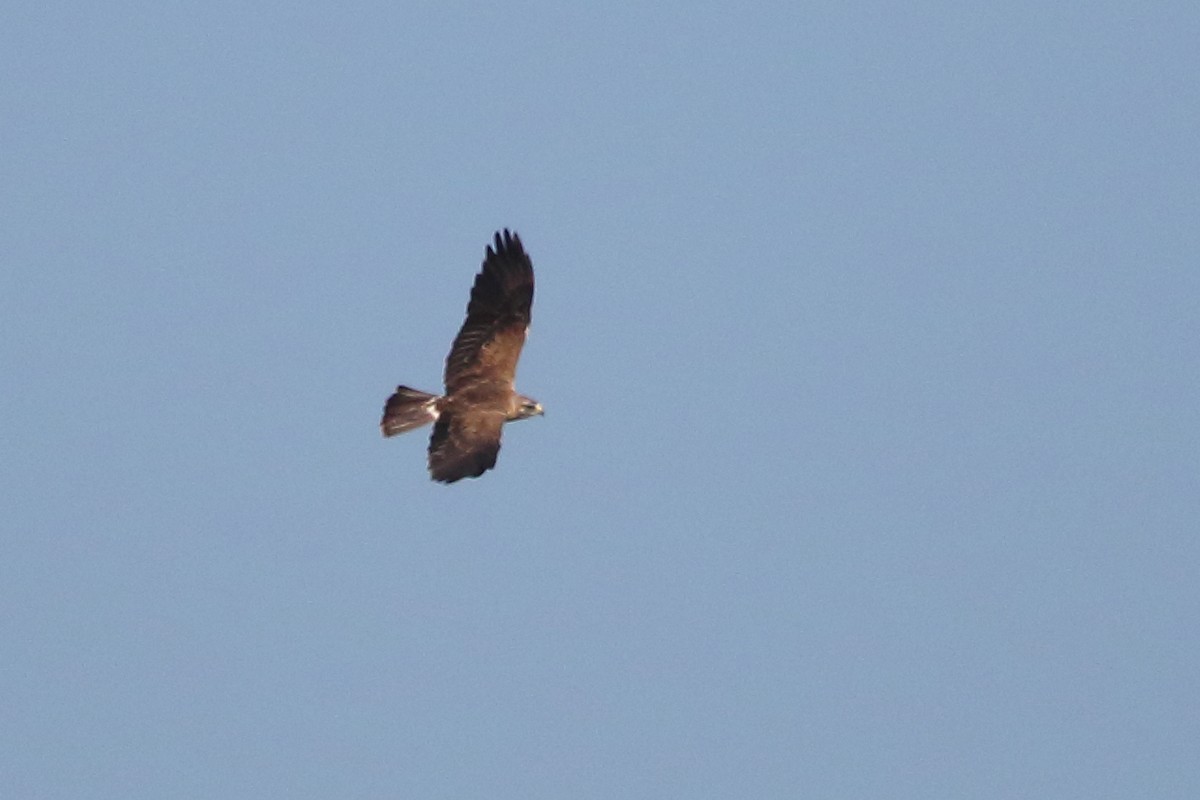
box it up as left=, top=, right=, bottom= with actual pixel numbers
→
left=3, top=2, right=1197, bottom=798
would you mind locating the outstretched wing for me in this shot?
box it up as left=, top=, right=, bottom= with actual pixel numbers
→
left=443, top=229, right=534, bottom=394
left=427, top=409, right=505, bottom=483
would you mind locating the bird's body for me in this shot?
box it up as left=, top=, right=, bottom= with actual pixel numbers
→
left=381, top=230, right=542, bottom=483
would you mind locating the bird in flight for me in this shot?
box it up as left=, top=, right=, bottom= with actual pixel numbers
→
left=381, top=229, right=542, bottom=483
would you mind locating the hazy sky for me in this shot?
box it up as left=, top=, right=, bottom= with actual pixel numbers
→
left=3, top=2, right=1198, bottom=798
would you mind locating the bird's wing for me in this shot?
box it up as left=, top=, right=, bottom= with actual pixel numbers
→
left=427, top=409, right=505, bottom=483
left=443, top=229, right=534, bottom=395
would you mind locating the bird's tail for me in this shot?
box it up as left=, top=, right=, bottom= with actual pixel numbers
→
left=381, top=386, right=440, bottom=437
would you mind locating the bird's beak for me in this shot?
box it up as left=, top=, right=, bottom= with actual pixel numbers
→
left=535, top=403, right=545, bottom=416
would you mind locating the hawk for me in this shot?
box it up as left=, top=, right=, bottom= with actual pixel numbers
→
left=381, top=229, right=543, bottom=483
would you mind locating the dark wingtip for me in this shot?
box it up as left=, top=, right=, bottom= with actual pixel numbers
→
left=489, top=229, right=523, bottom=259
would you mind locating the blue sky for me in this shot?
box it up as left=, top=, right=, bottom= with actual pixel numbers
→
left=3, top=2, right=1198, bottom=797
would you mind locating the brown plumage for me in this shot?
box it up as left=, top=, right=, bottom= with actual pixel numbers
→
left=381, top=230, right=542, bottom=483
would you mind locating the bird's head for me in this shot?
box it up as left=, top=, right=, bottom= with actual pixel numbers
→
left=514, top=395, right=544, bottom=420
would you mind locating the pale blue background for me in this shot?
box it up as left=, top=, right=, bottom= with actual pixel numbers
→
left=3, top=2, right=1198, bottom=798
